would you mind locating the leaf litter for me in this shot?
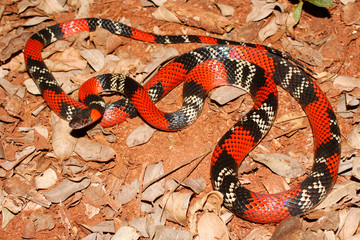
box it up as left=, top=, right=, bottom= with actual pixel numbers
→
left=1, top=0, right=360, bottom=239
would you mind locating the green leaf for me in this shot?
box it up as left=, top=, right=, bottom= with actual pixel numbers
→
left=293, top=1, right=303, bottom=25
left=305, top=0, right=333, bottom=7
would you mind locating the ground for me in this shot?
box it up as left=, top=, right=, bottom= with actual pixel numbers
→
left=0, top=0, right=359, bottom=239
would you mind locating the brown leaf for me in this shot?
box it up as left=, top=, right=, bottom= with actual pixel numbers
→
left=43, top=178, right=90, bottom=203
left=352, top=156, right=360, bottom=180
left=156, top=1, right=232, bottom=34
left=113, top=226, right=140, bottom=239
left=333, top=75, right=360, bottom=92
left=315, top=180, right=360, bottom=210
left=35, top=168, right=58, bottom=190
left=251, top=153, right=306, bottom=178
left=246, top=0, right=284, bottom=22
left=142, top=161, right=165, bottom=202
left=74, top=138, right=116, bottom=162
left=29, top=212, right=56, bottom=232
left=46, top=47, right=87, bottom=71
left=198, top=212, right=229, bottom=240
left=3, top=175, right=51, bottom=208
left=91, top=27, right=126, bottom=55
left=80, top=49, right=105, bottom=72
left=181, top=177, right=206, bottom=194
left=189, top=191, right=224, bottom=234
left=338, top=208, right=360, bottom=239
left=116, top=178, right=138, bottom=205
left=162, top=192, right=191, bottom=226
left=244, top=227, right=272, bottom=240
left=81, top=220, right=116, bottom=233
left=271, top=216, right=303, bottom=240
left=82, top=185, right=107, bottom=208
left=37, top=0, right=69, bottom=14
left=0, top=107, right=17, bottom=123
left=153, top=226, right=192, bottom=240
left=261, top=173, right=289, bottom=194
left=51, top=112, right=78, bottom=160
left=126, top=124, right=156, bottom=147
left=347, top=124, right=360, bottom=150
left=210, top=86, right=246, bottom=105
left=216, top=3, right=234, bottom=16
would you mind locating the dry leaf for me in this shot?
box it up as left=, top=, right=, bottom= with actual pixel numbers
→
left=29, top=212, right=56, bottom=232
left=112, top=226, right=140, bottom=240
left=116, top=178, right=139, bottom=205
left=35, top=168, right=58, bottom=190
left=189, top=191, right=223, bottom=234
left=338, top=208, right=360, bottom=239
left=261, top=174, right=289, bottom=194
left=341, top=2, right=360, bottom=25
left=155, top=1, right=232, bottom=34
left=153, top=5, right=181, bottom=24
left=74, top=138, right=116, bottom=162
left=190, top=191, right=223, bottom=215
left=24, top=78, right=41, bottom=95
left=323, top=230, right=336, bottom=240
left=2, top=196, right=24, bottom=214
left=4, top=95, right=24, bottom=118
left=17, top=0, right=42, bottom=13
left=127, top=124, right=156, bottom=147
left=37, top=0, right=69, bottom=14
left=51, top=112, right=78, bottom=160
left=1, top=207, right=15, bottom=228
left=91, top=28, right=126, bottom=55
left=251, top=153, right=306, bottom=178
left=271, top=216, right=303, bottom=240
left=210, top=85, right=246, bottom=105
left=246, top=0, right=284, bottom=22
left=46, top=47, right=87, bottom=71
left=0, top=146, right=37, bottom=171
left=337, top=94, right=353, bottom=119
left=198, top=212, right=229, bottom=240
left=129, top=218, right=148, bottom=237
left=347, top=124, right=360, bottom=149
left=81, top=221, right=115, bottom=233
left=3, top=175, right=51, bottom=208
left=84, top=202, right=100, bottom=218
left=23, top=16, right=50, bottom=26
left=43, top=178, right=91, bottom=203
left=352, top=157, right=360, bottom=180
left=181, top=177, right=206, bottom=194
left=82, top=185, right=107, bottom=208
left=244, top=227, right=272, bottom=240
left=80, top=49, right=105, bottom=72
left=216, top=3, right=234, bottom=16
left=162, top=192, right=191, bottom=226
left=74, top=0, right=93, bottom=18
left=142, top=161, right=165, bottom=202
left=315, top=180, right=360, bottom=209
left=0, top=107, right=17, bottom=124
left=258, top=10, right=286, bottom=42
left=0, top=77, right=21, bottom=96
left=22, top=219, right=36, bottom=239
left=153, top=226, right=192, bottom=240
left=281, top=38, right=323, bottom=66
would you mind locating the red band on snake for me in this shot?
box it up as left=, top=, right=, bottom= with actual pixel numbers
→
left=24, top=18, right=341, bottom=223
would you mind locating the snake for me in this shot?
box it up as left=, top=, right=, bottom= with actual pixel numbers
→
left=24, top=18, right=341, bottom=223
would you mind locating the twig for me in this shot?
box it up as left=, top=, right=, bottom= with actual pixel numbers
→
left=158, top=145, right=214, bottom=221
left=266, top=125, right=307, bottom=141
left=142, top=146, right=214, bottom=192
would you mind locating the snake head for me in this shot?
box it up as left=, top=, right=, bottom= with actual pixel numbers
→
left=69, top=108, right=102, bottom=129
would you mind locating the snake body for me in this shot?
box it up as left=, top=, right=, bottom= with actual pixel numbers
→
left=24, top=18, right=341, bottom=223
